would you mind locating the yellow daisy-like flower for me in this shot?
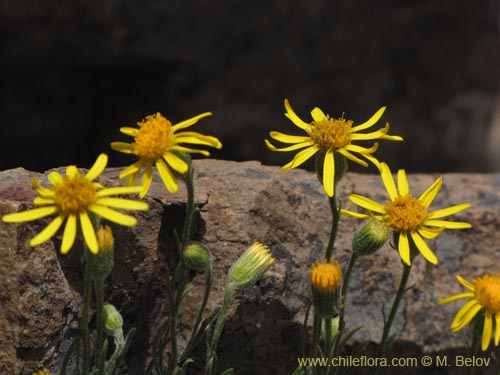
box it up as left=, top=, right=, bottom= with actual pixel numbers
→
left=265, top=99, right=403, bottom=197
left=2, top=154, right=149, bottom=254
left=341, top=162, right=471, bottom=265
left=440, top=274, right=500, bottom=351
left=111, top=112, right=222, bottom=197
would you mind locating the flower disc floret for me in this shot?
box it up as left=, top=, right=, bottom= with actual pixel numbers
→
left=384, top=195, right=428, bottom=232
left=440, top=274, right=500, bottom=351
left=308, top=116, right=353, bottom=150
left=134, top=113, right=174, bottom=159
left=53, top=173, right=97, bottom=214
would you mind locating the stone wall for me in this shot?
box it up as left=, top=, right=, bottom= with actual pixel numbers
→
left=0, top=159, right=498, bottom=374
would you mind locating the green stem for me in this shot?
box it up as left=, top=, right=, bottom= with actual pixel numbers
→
left=206, top=284, right=236, bottom=375
left=324, top=316, right=333, bottom=375
left=467, top=314, right=483, bottom=375
left=81, top=249, right=94, bottom=375
left=181, top=167, right=195, bottom=248
left=378, top=263, right=412, bottom=356
left=311, top=314, right=322, bottom=375
left=325, top=196, right=339, bottom=261
left=94, top=278, right=105, bottom=375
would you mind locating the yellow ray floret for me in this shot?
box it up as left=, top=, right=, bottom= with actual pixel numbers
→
left=341, top=162, right=471, bottom=265
left=2, top=154, right=149, bottom=254
left=111, top=112, right=222, bottom=197
left=265, top=99, right=403, bottom=197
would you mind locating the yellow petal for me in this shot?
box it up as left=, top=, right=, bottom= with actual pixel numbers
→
left=310, top=107, right=327, bottom=122
left=119, top=159, right=147, bottom=179
left=140, top=164, right=153, bottom=198
left=349, top=194, right=385, bottom=213
left=111, top=142, right=136, bottom=154
left=96, top=197, right=149, bottom=211
left=337, top=148, right=369, bottom=167
left=282, top=146, right=318, bottom=170
left=66, top=166, right=78, bottom=178
left=269, top=131, right=311, bottom=144
left=482, top=311, right=493, bottom=351
left=424, top=220, right=472, bottom=229
left=80, top=211, right=98, bottom=254
left=452, top=302, right=482, bottom=331
left=427, top=203, right=471, bottom=219
left=397, top=169, right=409, bottom=196
left=171, top=112, right=212, bottom=132
left=350, top=125, right=389, bottom=141
left=48, top=171, right=64, bottom=186
left=351, top=106, right=386, bottom=132
left=30, top=215, right=64, bottom=247
left=439, top=292, right=474, bottom=304
left=284, top=99, right=309, bottom=130
left=323, top=150, right=335, bottom=197
left=410, top=232, right=438, bottom=265
left=164, top=152, right=189, bottom=174
left=88, top=204, right=138, bottom=227
left=169, top=145, right=210, bottom=156
left=264, top=139, right=311, bottom=152
left=61, top=214, right=77, bottom=254
left=3, top=206, right=58, bottom=223
left=174, top=134, right=222, bottom=149
left=86, top=153, right=108, bottom=181
left=33, top=196, right=55, bottom=205
left=344, top=143, right=379, bottom=154
left=456, top=274, right=475, bottom=291
left=120, top=127, right=140, bottom=137
left=417, top=226, right=444, bottom=239
left=156, top=159, right=179, bottom=193
left=96, top=186, right=143, bottom=197
left=380, top=163, right=398, bottom=200
left=339, top=209, right=371, bottom=219
left=398, top=232, right=411, bottom=265
left=495, top=313, right=500, bottom=345
left=418, top=176, right=442, bottom=208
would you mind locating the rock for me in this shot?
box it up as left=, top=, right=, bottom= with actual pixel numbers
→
left=0, top=160, right=497, bottom=374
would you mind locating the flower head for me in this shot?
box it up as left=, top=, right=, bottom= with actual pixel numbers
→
left=33, top=371, right=51, bottom=375
left=2, top=154, right=149, bottom=254
left=440, top=274, right=500, bottom=351
left=265, top=99, right=403, bottom=197
left=228, top=242, right=275, bottom=289
left=342, top=163, right=471, bottom=265
left=111, top=112, right=222, bottom=197
left=310, top=259, right=342, bottom=317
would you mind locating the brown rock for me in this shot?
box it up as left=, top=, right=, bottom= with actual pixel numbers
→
left=0, top=160, right=496, bottom=374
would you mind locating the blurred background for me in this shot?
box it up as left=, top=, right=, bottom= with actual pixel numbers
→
left=1, top=0, right=499, bottom=173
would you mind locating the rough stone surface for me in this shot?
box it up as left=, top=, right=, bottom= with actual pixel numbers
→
left=0, top=159, right=498, bottom=374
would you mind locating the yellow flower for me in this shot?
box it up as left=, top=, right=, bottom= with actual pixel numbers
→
left=341, top=162, right=471, bottom=265
left=265, top=99, right=403, bottom=197
left=33, top=371, right=51, bottom=375
left=2, top=154, right=149, bottom=254
left=310, top=259, right=342, bottom=317
left=440, top=274, right=500, bottom=351
left=111, top=112, right=222, bottom=197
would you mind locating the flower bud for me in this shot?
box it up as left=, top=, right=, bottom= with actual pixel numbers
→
left=352, top=220, right=388, bottom=257
left=228, top=242, right=275, bottom=289
left=310, top=259, right=342, bottom=317
left=183, top=241, right=212, bottom=272
left=91, top=225, right=115, bottom=281
left=103, top=303, right=123, bottom=336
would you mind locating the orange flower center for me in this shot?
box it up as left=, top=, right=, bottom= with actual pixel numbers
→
left=134, top=113, right=174, bottom=159
left=308, top=116, right=353, bottom=150
left=310, top=259, right=342, bottom=294
left=474, top=274, right=500, bottom=313
left=53, top=173, right=97, bottom=215
left=384, top=195, right=428, bottom=232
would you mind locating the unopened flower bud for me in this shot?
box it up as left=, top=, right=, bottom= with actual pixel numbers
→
left=103, top=303, right=123, bottom=335
left=183, top=241, right=212, bottom=272
left=310, top=259, right=342, bottom=317
left=91, top=225, right=114, bottom=281
left=228, top=242, right=275, bottom=289
left=352, top=220, right=388, bottom=257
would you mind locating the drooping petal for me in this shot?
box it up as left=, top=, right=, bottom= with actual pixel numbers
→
left=351, top=106, right=386, bottom=132
left=156, top=158, right=179, bottom=193
left=397, top=169, right=409, bottom=196
left=339, top=209, right=372, bottom=219
left=3, top=206, right=58, bottom=223
left=495, top=313, right=500, bottom=345
left=337, top=148, right=369, bottom=167
left=169, top=145, right=210, bottom=156
left=79, top=211, right=98, bottom=254
left=343, top=143, right=379, bottom=154
left=61, top=214, right=77, bottom=254
left=32, top=178, right=55, bottom=197
left=452, top=301, right=482, bottom=331
left=95, top=197, right=149, bottom=211
left=310, top=107, right=327, bottom=122
left=410, top=232, right=438, bottom=265
left=119, top=159, right=148, bottom=179
left=171, top=112, right=212, bottom=132
left=111, top=142, right=136, bottom=154
left=427, top=203, right=471, bottom=219
left=439, top=292, right=475, bottom=304
left=140, top=164, right=153, bottom=198
left=164, top=152, right=189, bottom=174
left=398, top=232, right=411, bottom=265
left=264, top=140, right=312, bottom=152
left=120, top=127, right=140, bottom=137
left=323, top=149, right=335, bottom=197
left=417, top=227, right=444, bottom=239
left=457, top=275, right=475, bottom=291
left=482, top=311, right=493, bottom=350
left=86, top=153, right=108, bottom=181
left=88, top=204, right=138, bottom=227
left=282, top=146, right=319, bottom=170
left=418, top=176, right=442, bottom=208
left=96, top=186, right=143, bottom=197
left=284, top=99, right=309, bottom=130
left=424, top=220, right=472, bottom=229
left=380, top=163, right=398, bottom=200
left=349, top=194, right=385, bottom=213
left=30, top=215, right=65, bottom=247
